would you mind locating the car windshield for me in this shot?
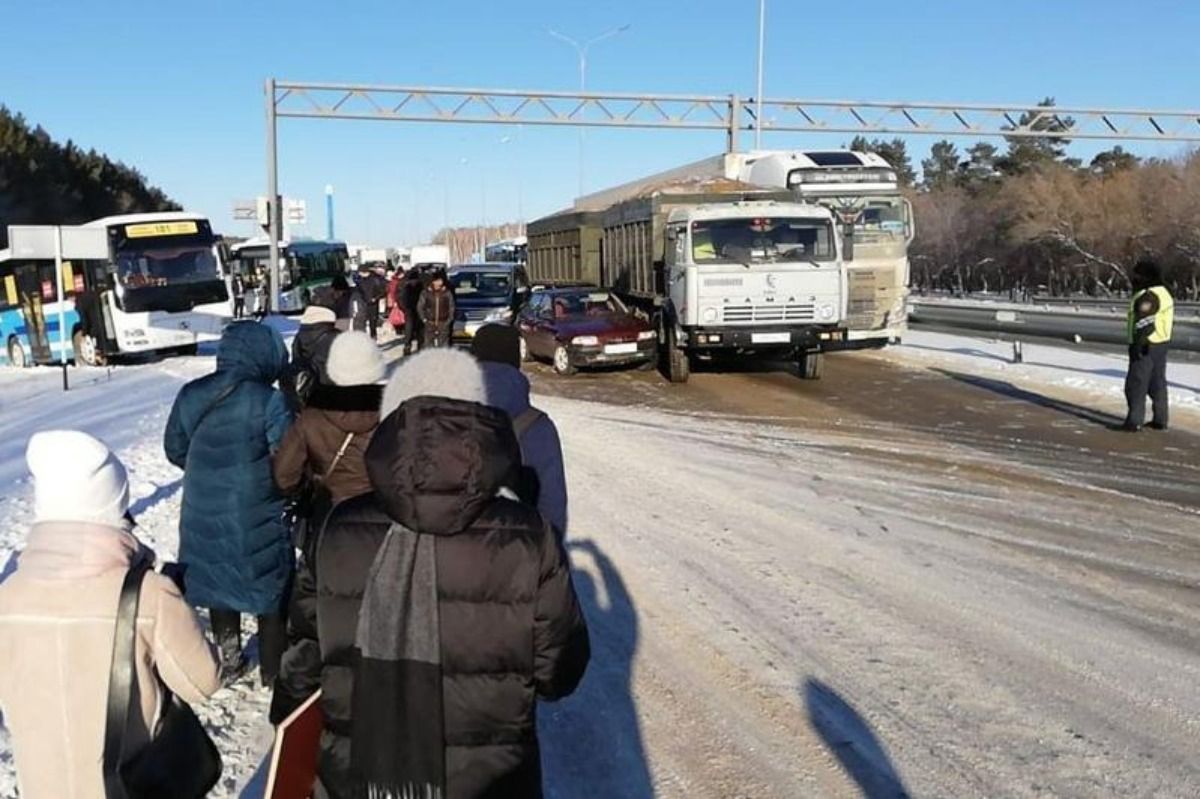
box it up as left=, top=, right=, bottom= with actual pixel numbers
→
left=551, top=292, right=624, bottom=319
left=114, top=243, right=221, bottom=289
left=451, top=271, right=511, bottom=297
left=691, top=218, right=835, bottom=264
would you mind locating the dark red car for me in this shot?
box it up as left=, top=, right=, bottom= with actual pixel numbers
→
left=517, top=288, right=657, bottom=375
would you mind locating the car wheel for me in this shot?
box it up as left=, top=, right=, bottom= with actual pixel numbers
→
left=8, top=337, right=28, bottom=368
left=519, top=334, right=532, bottom=363
left=552, top=344, right=576, bottom=376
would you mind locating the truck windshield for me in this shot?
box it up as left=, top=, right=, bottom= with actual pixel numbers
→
left=451, top=271, right=511, bottom=298
left=691, top=218, right=835, bottom=265
left=115, top=242, right=221, bottom=289
left=852, top=199, right=908, bottom=244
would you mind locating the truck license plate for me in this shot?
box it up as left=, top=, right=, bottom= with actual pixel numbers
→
left=604, top=342, right=638, bottom=354
left=752, top=332, right=791, bottom=344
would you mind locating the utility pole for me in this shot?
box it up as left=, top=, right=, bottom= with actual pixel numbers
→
left=755, top=0, right=766, bottom=150
left=265, top=78, right=281, bottom=313
left=548, top=24, right=630, bottom=196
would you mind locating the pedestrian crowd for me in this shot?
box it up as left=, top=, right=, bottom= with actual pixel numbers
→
left=0, top=265, right=588, bottom=799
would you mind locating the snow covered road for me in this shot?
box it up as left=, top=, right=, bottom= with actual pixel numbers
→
left=1, top=330, right=1198, bottom=797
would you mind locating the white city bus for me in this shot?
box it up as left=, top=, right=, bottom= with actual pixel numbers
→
left=229, top=237, right=350, bottom=313
left=1, top=212, right=231, bottom=366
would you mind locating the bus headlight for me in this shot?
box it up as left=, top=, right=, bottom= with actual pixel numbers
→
left=818, top=303, right=835, bottom=320
left=702, top=307, right=719, bottom=323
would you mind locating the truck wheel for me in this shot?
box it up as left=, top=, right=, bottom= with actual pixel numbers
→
left=666, top=330, right=690, bottom=384
left=72, top=330, right=106, bottom=367
left=7, top=337, right=28, bottom=368
left=798, top=350, right=824, bottom=380
left=552, top=345, right=576, bottom=376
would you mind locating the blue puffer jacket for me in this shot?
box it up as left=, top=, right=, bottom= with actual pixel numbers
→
left=164, top=322, right=294, bottom=615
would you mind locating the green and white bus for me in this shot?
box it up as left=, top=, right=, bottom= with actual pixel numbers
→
left=229, top=237, right=350, bottom=313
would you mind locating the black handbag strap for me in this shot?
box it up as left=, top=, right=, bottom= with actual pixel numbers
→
left=103, top=559, right=152, bottom=794
left=193, top=381, right=241, bottom=433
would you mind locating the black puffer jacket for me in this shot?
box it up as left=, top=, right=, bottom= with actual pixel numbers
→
left=271, top=396, right=590, bottom=799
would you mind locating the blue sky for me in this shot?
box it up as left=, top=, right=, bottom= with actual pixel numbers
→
left=3, top=0, right=1197, bottom=246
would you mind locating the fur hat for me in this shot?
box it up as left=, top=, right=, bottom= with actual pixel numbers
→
left=470, top=324, right=521, bottom=370
left=27, top=430, right=130, bottom=530
left=326, top=331, right=386, bottom=386
left=300, top=305, right=336, bottom=325
left=380, top=348, right=486, bottom=419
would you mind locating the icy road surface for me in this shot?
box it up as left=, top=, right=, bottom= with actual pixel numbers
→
left=1, top=330, right=1198, bottom=797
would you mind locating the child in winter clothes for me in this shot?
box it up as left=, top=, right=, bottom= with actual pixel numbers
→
left=0, top=431, right=221, bottom=799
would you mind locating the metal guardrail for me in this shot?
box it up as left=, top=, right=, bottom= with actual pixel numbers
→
left=1028, top=295, right=1200, bottom=317
left=909, top=299, right=1200, bottom=352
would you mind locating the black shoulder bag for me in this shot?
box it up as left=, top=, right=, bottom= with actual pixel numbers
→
left=103, top=561, right=222, bottom=799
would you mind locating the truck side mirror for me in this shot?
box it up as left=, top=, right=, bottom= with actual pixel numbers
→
left=666, top=227, right=678, bottom=241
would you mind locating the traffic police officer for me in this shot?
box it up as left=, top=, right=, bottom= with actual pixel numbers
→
left=1123, top=258, right=1174, bottom=431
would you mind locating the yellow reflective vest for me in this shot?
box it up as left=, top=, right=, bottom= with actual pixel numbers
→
left=1127, top=285, right=1174, bottom=344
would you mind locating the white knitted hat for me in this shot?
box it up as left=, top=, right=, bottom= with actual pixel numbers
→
left=326, top=331, right=386, bottom=386
left=380, top=348, right=486, bottom=418
left=300, top=305, right=336, bottom=325
left=26, top=430, right=130, bottom=530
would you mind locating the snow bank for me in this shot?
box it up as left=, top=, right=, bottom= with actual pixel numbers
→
left=890, top=330, right=1200, bottom=423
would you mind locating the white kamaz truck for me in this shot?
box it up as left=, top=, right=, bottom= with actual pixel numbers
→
left=528, top=177, right=849, bottom=382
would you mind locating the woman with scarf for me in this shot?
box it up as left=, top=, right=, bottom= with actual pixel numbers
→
left=0, top=431, right=221, bottom=799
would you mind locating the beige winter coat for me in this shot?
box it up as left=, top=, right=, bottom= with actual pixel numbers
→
left=0, top=525, right=221, bottom=799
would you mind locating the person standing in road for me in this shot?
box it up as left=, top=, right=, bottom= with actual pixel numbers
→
left=418, top=270, right=455, bottom=349
left=164, top=321, right=295, bottom=685
left=284, top=304, right=339, bottom=410
left=1123, top=258, right=1175, bottom=432
left=471, top=323, right=569, bottom=539
left=231, top=270, right=247, bottom=319
left=269, top=348, right=590, bottom=799
left=402, top=268, right=427, bottom=354
left=0, top=431, right=221, bottom=799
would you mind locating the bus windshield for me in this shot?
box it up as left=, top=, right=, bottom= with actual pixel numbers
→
left=692, top=218, right=835, bottom=265
left=115, top=242, right=221, bottom=289
left=451, top=271, right=511, bottom=298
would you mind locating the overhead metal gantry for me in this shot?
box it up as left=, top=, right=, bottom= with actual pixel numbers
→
left=263, top=79, right=1200, bottom=307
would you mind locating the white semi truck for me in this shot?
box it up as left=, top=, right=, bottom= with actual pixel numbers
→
left=528, top=176, right=849, bottom=382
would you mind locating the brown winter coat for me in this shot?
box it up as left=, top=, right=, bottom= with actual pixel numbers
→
left=273, top=383, right=384, bottom=504
left=0, top=524, right=221, bottom=799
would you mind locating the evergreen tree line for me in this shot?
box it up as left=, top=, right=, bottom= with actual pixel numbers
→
left=0, top=106, right=180, bottom=248
left=847, top=99, right=1200, bottom=299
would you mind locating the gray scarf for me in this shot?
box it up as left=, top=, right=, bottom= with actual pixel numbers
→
left=351, top=523, right=445, bottom=799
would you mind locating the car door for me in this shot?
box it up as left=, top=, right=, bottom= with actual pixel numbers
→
left=518, top=295, right=545, bottom=356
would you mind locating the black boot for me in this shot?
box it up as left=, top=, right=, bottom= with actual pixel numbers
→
left=210, top=609, right=250, bottom=684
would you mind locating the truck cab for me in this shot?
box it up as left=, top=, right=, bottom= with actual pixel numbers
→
left=660, top=201, right=847, bottom=381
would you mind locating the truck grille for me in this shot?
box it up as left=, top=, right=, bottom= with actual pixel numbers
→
left=722, top=304, right=815, bottom=323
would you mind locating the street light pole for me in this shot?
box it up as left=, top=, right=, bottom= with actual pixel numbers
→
left=755, top=0, right=766, bottom=150
left=548, top=24, right=630, bottom=196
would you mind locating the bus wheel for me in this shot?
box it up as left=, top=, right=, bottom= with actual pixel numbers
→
left=72, top=330, right=105, bottom=367
left=7, top=337, right=28, bottom=368
left=798, top=349, right=824, bottom=380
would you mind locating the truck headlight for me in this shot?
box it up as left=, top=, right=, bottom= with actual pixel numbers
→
left=571, top=335, right=599, bottom=346
left=819, top=303, right=835, bottom=320
left=637, top=330, right=656, bottom=341
left=484, top=307, right=513, bottom=322
left=702, top=307, right=719, bottom=323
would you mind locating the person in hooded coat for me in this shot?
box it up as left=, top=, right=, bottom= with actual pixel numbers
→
left=164, top=321, right=294, bottom=684
left=471, top=323, right=569, bottom=538
left=269, top=347, right=589, bottom=799
left=0, top=431, right=221, bottom=799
